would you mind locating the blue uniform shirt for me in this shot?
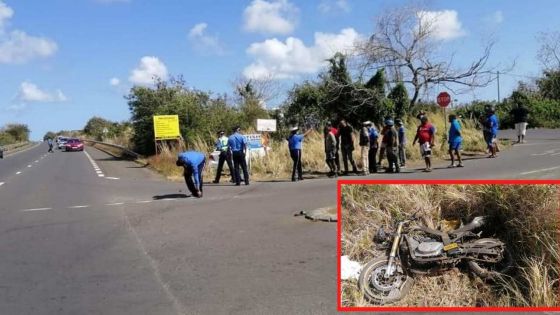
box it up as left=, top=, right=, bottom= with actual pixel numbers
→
left=448, top=120, right=462, bottom=144
left=228, top=132, right=247, bottom=152
left=369, top=127, right=379, bottom=148
left=178, top=151, right=205, bottom=187
left=288, top=134, right=304, bottom=150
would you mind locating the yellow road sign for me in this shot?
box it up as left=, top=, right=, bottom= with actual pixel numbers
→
left=153, top=115, right=181, bottom=140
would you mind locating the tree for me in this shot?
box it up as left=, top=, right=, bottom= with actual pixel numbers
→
left=4, top=124, right=30, bottom=142
left=356, top=5, right=500, bottom=108
left=537, top=70, right=560, bottom=100
left=83, top=116, right=113, bottom=141
left=537, top=31, right=560, bottom=71
left=236, top=80, right=270, bottom=127
left=43, top=131, right=57, bottom=141
left=388, top=82, right=410, bottom=118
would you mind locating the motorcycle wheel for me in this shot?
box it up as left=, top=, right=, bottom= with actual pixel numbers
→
left=468, top=238, right=513, bottom=279
left=358, top=256, right=414, bottom=304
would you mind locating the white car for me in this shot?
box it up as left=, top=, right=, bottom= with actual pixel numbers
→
left=56, top=137, right=69, bottom=149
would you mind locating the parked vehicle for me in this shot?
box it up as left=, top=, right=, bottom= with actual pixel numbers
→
left=358, top=213, right=512, bottom=304
left=57, top=137, right=69, bottom=150
left=63, top=139, right=84, bottom=151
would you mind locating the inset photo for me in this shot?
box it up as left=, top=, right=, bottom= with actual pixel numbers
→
left=338, top=180, right=560, bottom=311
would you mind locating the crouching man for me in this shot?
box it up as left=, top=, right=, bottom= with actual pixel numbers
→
left=176, top=151, right=206, bottom=198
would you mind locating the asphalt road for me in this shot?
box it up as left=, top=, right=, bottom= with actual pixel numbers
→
left=0, top=129, right=558, bottom=314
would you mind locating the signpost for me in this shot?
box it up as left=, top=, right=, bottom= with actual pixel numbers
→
left=153, top=115, right=182, bottom=155
left=256, top=119, right=277, bottom=132
left=437, top=92, right=451, bottom=133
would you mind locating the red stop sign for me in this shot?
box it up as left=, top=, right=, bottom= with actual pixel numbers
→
left=437, top=92, right=451, bottom=107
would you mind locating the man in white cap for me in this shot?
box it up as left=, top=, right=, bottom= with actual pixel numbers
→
left=287, top=126, right=312, bottom=182
left=359, top=121, right=372, bottom=175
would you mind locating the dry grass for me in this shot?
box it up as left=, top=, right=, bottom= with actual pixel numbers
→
left=341, top=184, right=559, bottom=307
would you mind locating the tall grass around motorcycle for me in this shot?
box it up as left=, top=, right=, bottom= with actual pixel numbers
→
left=340, top=184, right=559, bottom=307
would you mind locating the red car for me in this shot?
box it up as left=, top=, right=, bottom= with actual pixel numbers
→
left=64, top=138, right=84, bottom=151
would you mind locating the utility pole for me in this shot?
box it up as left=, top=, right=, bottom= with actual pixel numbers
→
left=497, top=71, right=501, bottom=102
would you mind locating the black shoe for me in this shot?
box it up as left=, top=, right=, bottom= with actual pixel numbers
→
left=298, top=177, right=304, bottom=181
left=212, top=180, right=219, bottom=184
left=291, top=178, right=297, bottom=182
left=245, top=182, right=250, bottom=186
left=235, top=183, right=241, bottom=186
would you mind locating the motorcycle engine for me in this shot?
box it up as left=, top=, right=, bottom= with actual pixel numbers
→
left=414, top=241, right=444, bottom=258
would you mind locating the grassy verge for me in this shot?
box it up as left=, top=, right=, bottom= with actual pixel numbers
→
left=341, top=184, right=559, bottom=307
left=146, top=115, right=504, bottom=181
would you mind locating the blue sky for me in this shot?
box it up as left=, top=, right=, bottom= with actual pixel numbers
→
left=1, top=0, right=559, bottom=140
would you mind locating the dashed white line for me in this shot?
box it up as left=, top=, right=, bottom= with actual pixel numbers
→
left=16, top=171, right=21, bottom=175
left=27, top=165, right=32, bottom=168
left=98, top=174, right=105, bottom=177
left=35, top=160, right=39, bottom=163
left=105, top=177, right=120, bottom=180
left=520, top=166, right=560, bottom=175
left=105, top=202, right=124, bottom=206
left=83, top=150, right=106, bottom=178
left=0, top=182, right=4, bottom=187
left=22, top=208, right=52, bottom=212
left=68, top=205, right=90, bottom=209
left=135, top=200, right=153, bottom=204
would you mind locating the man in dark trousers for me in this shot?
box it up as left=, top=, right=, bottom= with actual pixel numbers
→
left=338, top=119, right=358, bottom=175
left=287, top=126, right=312, bottom=182
left=368, top=123, right=379, bottom=173
left=382, top=118, right=400, bottom=173
left=228, top=126, right=250, bottom=186
left=176, top=151, right=206, bottom=198
left=213, top=131, right=234, bottom=183
left=328, top=121, right=341, bottom=175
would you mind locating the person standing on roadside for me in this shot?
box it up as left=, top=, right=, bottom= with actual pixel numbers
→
left=327, top=121, right=341, bottom=175
left=485, top=106, right=499, bottom=158
left=413, top=116, right=436, bottom=172
left=382, top=118, right=400, bottom=173
left=213, top=131, right=234, bottom=184
left=228, top=126, right=250, bottom=186
left=395, top=119, right=406, bottom=168
left=338, top=119, right=358, bottom=175
left=47, top=138, right=54, bottom=153
left=359, top=121, right=371, bottom=175
left=368, top=123, right=379, bottom=173
left=324, top=126, right=338, bottom=178
left=510, top=103, right=529, bottom=144
left=288, top=126, right=312, bottom=182
left=176, top=151, right=206, bottom=198
left=447, top=114, right=464, bottom=168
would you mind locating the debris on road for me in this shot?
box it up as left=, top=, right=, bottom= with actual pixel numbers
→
left=295, top=206, right=337, bottom=222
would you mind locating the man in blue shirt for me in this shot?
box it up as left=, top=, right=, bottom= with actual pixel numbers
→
left=288, top=126, right=312, bottom=182
left=448, top=114, right=464, bottom=168
left=176, top=151, right=206, bottom=198
left=47, top=138, right=54, bottom=153
left=228, top=126, right=249, bottom=186
left=485, top=106, right=499, bottom=158
left=368, top=123, right=379, bottom=173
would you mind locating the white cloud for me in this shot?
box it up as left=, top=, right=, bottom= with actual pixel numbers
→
left=0, top=1, right=58, bottom=64
left=0, top=1, right=14, bottom=30
left=188, top=22, right=225, bottom=55
left=318, top=0, right=350, bottom=14
left=418, top=10, right=466, bottom=41
left=129, top=56, right=168, bottom=86
left=243, top=0, right=298, bottom=35
left=109, top=77, right=120, bottom=86
left=243, top=28, right=361, bottom=80
left=492, top=10, right=504, bottom=24
left=17, top=81, right=67, bottom=102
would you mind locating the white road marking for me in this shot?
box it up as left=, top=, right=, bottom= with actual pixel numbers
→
left=98, top=174, right=105, bottom=177
left=136, top=200, right=153, bottom=204
left=16, top=171, right=21, bottom=175
left=35, top=160, right=39, bottom=163
left=0, top=182, right=4, bottom=186
left=520, top=166, right=560, bottom=175
left=105, top=202, right=124, bottom=206
left=22, top=208, right=52, bottom=212
left=83, top=150, right=106, bottom=178
left=105, top=177, right=120, bottom=180
left=27, top=165, right=32, bottom=168
left=68, top=205, right=90, bottom=209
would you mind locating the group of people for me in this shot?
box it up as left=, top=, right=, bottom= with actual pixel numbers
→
left=176, top=106, right=507, bottom=197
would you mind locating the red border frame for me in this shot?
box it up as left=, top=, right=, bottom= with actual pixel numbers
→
left=337, top=179, right=560, bottom=312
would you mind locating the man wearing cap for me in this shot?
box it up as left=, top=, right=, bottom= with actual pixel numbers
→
left=228, top=126, right=250, bottom=186
left=413, top=115, right=436, bottom=172
left=338, top=119, right=358, bottom=175
left=368, top=123, right=379, bottom=173
left=382, top=118, right=400, bottom=173
left=396, top=119, right=406, bottom=168
left=288, top=126, right=312, bottom=182
left=213, top=131, right=234, bottom=184
left=176, top=150, right=206, bottom=198
left=359, top=121, right=372, bottom=175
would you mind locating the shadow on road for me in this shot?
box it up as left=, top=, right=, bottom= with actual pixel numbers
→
left=152, top=194, right=189, bottom=200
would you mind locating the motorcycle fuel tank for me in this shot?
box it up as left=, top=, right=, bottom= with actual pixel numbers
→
left=414, top=242, right=444, bottom=257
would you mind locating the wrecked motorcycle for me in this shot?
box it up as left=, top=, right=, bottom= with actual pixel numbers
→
left=358, top=214, right=512, bottom=304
